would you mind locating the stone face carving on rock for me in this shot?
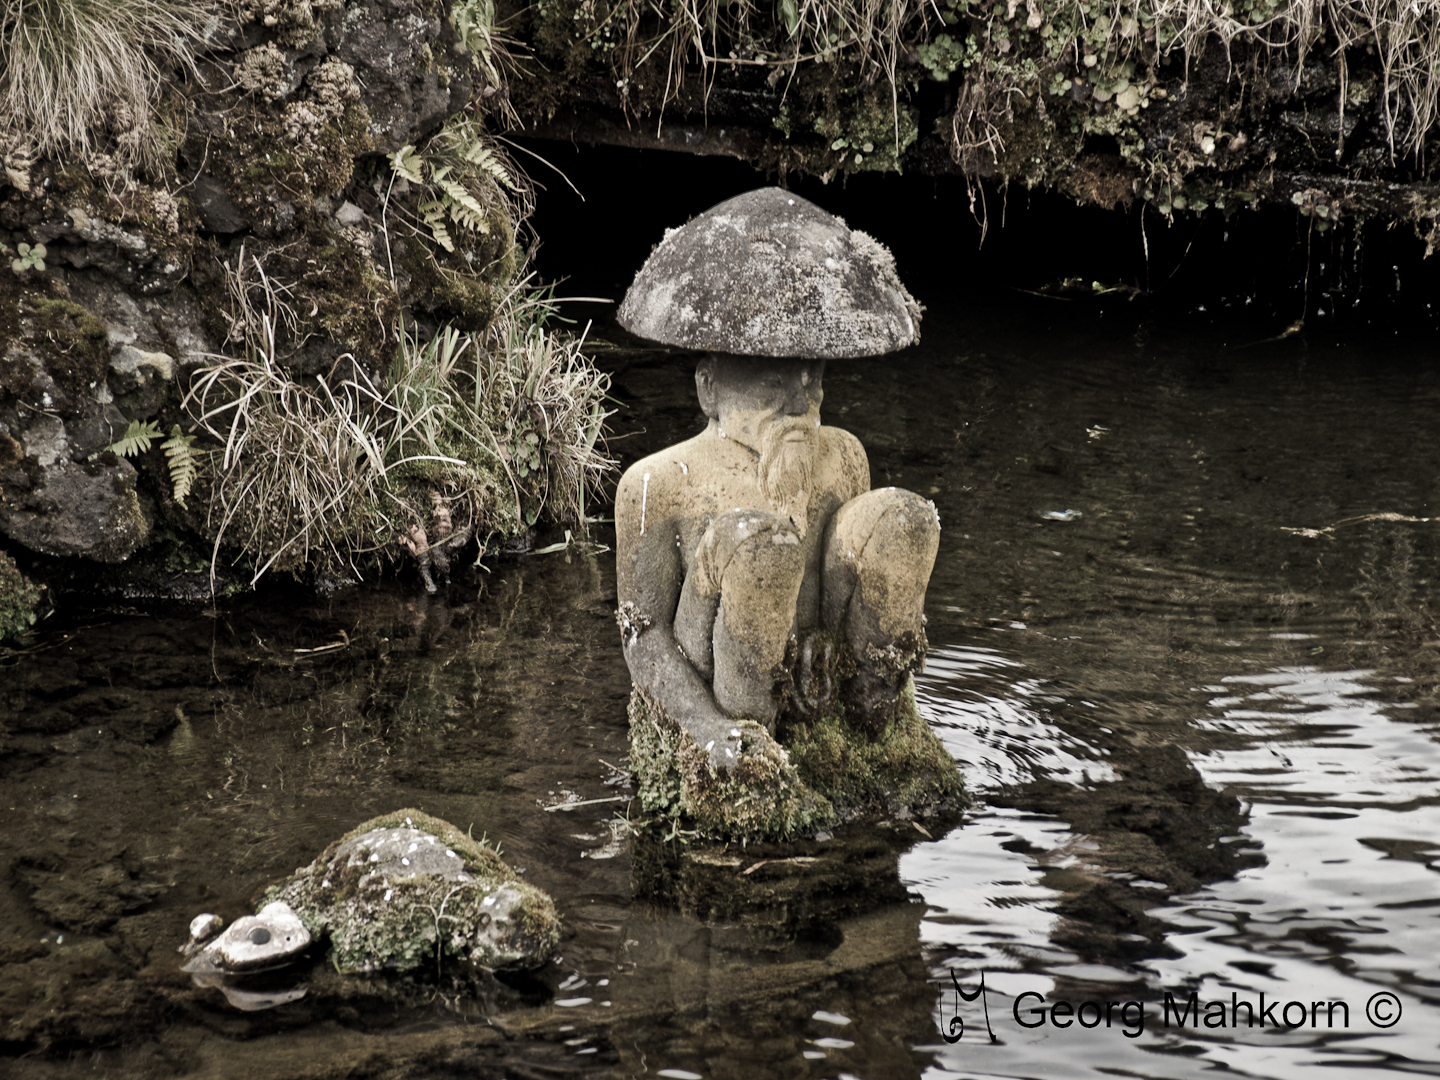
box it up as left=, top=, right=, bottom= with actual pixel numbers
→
left=613, top=189, right=963, bottom=839
left=181, top=901, right=311, bottom=973
left=179, top=902, right=312, bottom=1012
left=261, top=809, right=560, bottom=975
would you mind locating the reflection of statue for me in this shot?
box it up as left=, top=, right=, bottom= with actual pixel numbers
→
left=614, top=189, right=940, bottom=773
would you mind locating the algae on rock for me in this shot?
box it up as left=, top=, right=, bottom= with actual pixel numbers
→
left=262, top=808, right=560, bottom=975
left=0, top=548, right=41, bottom=642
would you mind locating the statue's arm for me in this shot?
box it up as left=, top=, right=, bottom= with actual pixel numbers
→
left=827, top=426, right=872, bottom=499
left=614, top=466, right=741, bottom=768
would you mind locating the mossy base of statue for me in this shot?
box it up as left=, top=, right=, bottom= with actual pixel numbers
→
left=613, top=190, right=964, bottom=840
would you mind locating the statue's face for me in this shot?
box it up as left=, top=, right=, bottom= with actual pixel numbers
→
left=696, top=356, right=825, bottom=453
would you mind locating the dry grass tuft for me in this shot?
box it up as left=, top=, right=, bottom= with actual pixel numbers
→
left=186, top=255, right=614, bottom=587
left=0, top=0, right=216, bottom=171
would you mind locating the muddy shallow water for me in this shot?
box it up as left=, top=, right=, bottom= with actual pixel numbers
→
left=3, top=292, right=1439, bottom=1079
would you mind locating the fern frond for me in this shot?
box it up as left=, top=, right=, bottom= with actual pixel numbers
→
left=433, top=174, right=491, bottom=234
left=420, top=201, right=456, bottom=252
left=388, top=144, right=425, bottom=184
left=161, top=425, right=198, bottom=508
left=461, top=144, right=516, bottom=191
left=107, top=419, right=164, bottom=458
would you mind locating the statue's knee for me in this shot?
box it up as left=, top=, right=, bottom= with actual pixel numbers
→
left=824, top=488, right=939, bottom=629
left=828, top=488, right=938, bottom=561
left=864, top=488, right=940, bottom=562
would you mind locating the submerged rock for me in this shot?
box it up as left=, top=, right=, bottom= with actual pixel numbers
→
left=262, top=809, right=560, bottom=976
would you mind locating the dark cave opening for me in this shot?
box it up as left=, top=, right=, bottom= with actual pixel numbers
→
left=515, top=139, right=1440, bottom=342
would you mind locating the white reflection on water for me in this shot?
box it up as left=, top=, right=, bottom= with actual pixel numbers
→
left=904, top=651, right=1440, bottom=1080
left=917, top=644, right=1116, bottom=790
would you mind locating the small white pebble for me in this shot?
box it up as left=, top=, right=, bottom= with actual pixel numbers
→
left=384, top=889, right=393, bottom=901
left=446, top=849, right=457, bottom=858
left=369, top=853, right=380, bottom=863
left=402, top=857, right=410, bottom=866
left=705, top=740, right=715, bottom=752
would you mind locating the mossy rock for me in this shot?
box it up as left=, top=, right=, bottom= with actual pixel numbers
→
left=0, top=277, right=111, bottom=414
left=629, top=687, right=834, bottom=841
left=788, top=679, right=967, bottom=824
left=628, top=677, right=966, bottom=842
left=0, top=549, right=42, bottom=642
left=261, top=808, right=559, bottom=976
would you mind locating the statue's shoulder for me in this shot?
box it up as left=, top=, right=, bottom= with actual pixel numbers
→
left=616, top=435, right=716, bottom=515
left=820, top=425, right=867, bottom=464
left=819, top=425, right=869, bottom=496
left=618, top=434, right=710, bottom=490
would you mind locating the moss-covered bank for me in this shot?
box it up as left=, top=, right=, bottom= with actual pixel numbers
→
left=0, top=0, right=615, bottom=597
left=510, top=0, right=1440, bottom=241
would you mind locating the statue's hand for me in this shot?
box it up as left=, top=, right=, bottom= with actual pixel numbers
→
left=687, top=715, right=744, bottom=772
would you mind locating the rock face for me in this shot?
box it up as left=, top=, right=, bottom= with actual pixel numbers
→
left=262, top=809, right=560, bottom=975
left=617, top=188, right=922, bottom=359
left=0, top=0, right=481, bottom=570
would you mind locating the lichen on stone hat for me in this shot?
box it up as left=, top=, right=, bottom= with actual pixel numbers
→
left=617, top=187, right=922, bottom=359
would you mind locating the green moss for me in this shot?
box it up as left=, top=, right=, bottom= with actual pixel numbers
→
left=93, top=481, right=151, bottom=563
left=788, top=680, right=967, bottom=821
left=0, top=549, right=42, bottom=642
left=628, top=647, right=966, bottom=841
left=199, top=59, right=374, bottom=230
left=398, top=240, right=503, bottom=333
left=0, top=272, right=113, bottom=413
left=813, top=84, right=920, bottom=176
left=629, top=687, right=833, bottom=840
left=30, top=299, right=110, bottom=401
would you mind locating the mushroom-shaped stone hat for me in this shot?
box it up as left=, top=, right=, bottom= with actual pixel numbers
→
left=617, top=187, right=922, bottom=359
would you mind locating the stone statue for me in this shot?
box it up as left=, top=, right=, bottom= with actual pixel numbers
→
left=614, top=189, right=940, bottom=773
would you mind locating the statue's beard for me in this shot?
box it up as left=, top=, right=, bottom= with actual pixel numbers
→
left=758, top=417, right=818, bottom=535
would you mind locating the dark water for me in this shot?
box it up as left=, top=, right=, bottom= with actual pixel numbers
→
left=4, top=293, right=1439, bottom=1079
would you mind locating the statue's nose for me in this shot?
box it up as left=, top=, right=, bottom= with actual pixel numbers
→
left=783, top=382, right=810, bottom=415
